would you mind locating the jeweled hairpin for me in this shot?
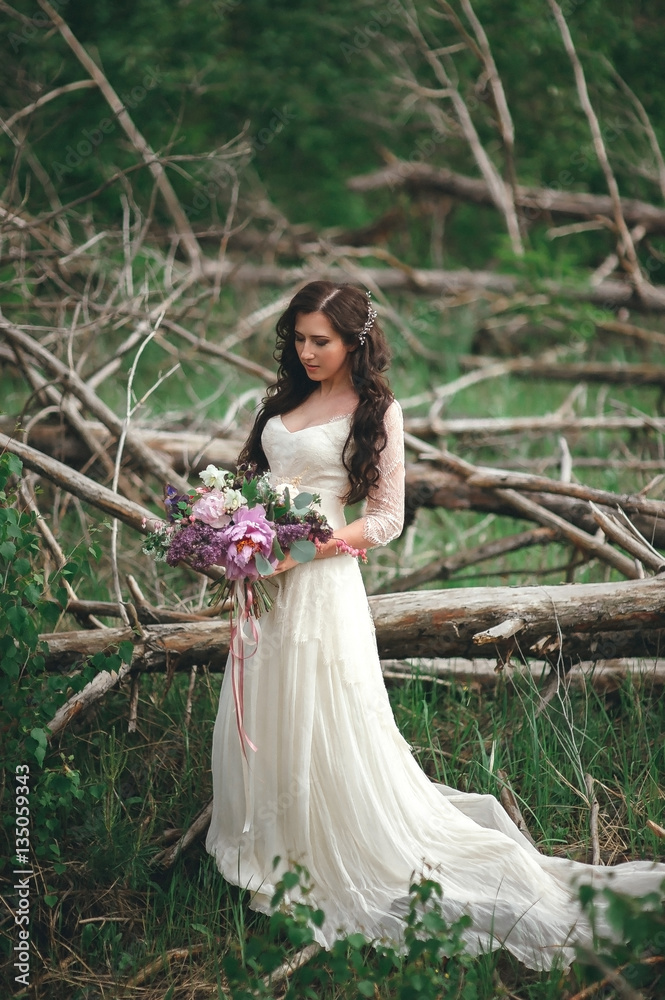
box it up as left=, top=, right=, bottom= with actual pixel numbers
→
left=358, top=290, right=377, bottom=346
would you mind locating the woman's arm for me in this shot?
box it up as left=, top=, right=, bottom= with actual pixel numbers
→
left=315, top=398, right=405, bottom=559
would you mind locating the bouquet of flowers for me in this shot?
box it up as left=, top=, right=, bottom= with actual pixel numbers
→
left=143, top=463, right=339, bottom=768
left=143, top=462, right=335, bottom=613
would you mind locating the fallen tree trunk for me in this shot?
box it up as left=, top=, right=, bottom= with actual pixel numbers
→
left=404, top=413, right=665, bottom=438
left=0, top=318, right=192, bottom=494
left=0, top=417, right=244, bottom=474
left=404, top=465, right=665, bottom=549
left=197, top=262, right=665, bottom=313
left=382, top=657, right=665, bottom=691
left=6, top=414, right=662, bottom=475
left=460, top=355, right=665, bottom=387
left=0, top=431, right=155, bottom=532
left=40, top=575, right=665, bottom=671
left=347, top=161, right=665, bottom=235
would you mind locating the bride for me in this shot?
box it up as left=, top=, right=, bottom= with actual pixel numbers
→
left=205, top=279, right=664, bottom=971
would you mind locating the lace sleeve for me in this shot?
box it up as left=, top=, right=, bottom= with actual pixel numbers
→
left=360, top=399, right=405, bottom=547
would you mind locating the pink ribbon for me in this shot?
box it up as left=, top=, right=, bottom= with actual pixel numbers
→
left=228, top=580, right=260, bottom=832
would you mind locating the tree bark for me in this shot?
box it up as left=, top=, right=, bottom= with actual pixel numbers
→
left=41, top=575, right=665, bottom=670
left=197, top=261, right=665, bottom=312
left=347, top=161, right=665, bottom=235
left=404, top=465, right=665, bottom=549
left=460, top=355, right=665, bottom=387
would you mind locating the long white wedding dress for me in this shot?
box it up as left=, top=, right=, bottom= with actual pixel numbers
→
left=205, top=400, right=664, bottom=971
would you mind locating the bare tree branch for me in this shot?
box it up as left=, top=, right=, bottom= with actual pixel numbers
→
left=5, top=80, right=98, bottom=128
left=546, top=0, right=665, bottom=306
left=35, top=0, right=204, bottom=273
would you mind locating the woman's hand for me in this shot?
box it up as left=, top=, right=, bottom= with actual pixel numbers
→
left=269, top=552, right=300, bottom=576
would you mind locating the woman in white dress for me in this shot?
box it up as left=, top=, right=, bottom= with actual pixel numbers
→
left=205, top=280, right=664, bottom=972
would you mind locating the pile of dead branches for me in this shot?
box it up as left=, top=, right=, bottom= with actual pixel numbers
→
left=1, top=0, right=664, bottom=749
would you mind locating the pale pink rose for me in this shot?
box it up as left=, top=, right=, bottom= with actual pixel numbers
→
left=191, top=490, right=231, bottom=529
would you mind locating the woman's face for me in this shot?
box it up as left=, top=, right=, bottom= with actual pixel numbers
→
left=294, top=311, right=355, bottom=383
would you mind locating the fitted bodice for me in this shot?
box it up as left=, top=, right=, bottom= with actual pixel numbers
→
left=261, top=413, right=353, bottom=531
left=261, top=400, right=406, bottom=548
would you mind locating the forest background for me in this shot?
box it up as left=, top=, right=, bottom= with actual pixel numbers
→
left=1, top=0, right=665, bottom=998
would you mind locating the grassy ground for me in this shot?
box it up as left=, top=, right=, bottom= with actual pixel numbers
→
left=12, top=667, right=664, bottom=998
left=1, top=281, right=665, bottom=997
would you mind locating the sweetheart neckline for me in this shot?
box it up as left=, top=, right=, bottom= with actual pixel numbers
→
left=277, top=411, right=354, bottom=435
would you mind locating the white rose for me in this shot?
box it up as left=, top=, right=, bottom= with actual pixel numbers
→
left=222, top=487, right=247, bottom=512
left=274, top=481, right=300, bottom=500
left=199, top=464, right=231, bottom=490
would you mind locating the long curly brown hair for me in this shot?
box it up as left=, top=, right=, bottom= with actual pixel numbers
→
left=237, top=280, right=394, bottom=505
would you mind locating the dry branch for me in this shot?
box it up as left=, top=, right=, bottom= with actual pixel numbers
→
left=397, top=0, right=523, bottom=254
left=150, top=800, right=213, bottom=868
left=589, top=504, right=665, bottom=573
left=6, top=413, right=662, bottom=481
left=35, top=0, right=204, bottom=272
left=584, top=773, right=601, bottom=865
left=546, top=0, right=657, bottom=303
left=347, top=161, right=665, bottom=234
left=198, top=261, right=665, bottom=312
left=40, top=575, right=665, bottom=671
left=383, top=657, right=665, bottom=690
left=462, top=469, right=665, bottom=521
left=404, top=434, right=644, bottom=579
left=460, top=354, right=665, bottom=387
left=48, top=657, right=134, bottom=737
left=371, top=527, right=555, bottom=594
left=404, top=412, right=665, bottom=438
left=0, top=431, right=155, bottom=532
left=0, top=319, right=192, bottom=493
left=404, top=465, right=665, bottom=548
left=496, top=770, right=537, bottom=847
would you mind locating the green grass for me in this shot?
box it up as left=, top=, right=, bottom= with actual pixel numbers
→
left=4, top=666, right=662, bottom=998
left=2, top=275, right=665, bottom=996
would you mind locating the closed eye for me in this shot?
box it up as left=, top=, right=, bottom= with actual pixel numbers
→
left=295, top=335, right=329, bottom=346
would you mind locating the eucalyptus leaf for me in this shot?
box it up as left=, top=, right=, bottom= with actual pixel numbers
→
left=289, top=538, right=316, bottom=563
left=254, top=552, right=275, bottom=576
left=293, top=491, right=314, bottom=509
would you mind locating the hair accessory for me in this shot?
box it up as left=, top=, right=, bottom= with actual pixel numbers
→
left=358, top=290, right=377, bottom=346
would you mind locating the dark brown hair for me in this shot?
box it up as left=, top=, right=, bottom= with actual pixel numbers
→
left=237, top=280, right=394, bottom=504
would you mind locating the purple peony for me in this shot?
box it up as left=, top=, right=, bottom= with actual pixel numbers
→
left=191, top=489, right=232, bottom=529
left=219, top=504, right=277, bottom=580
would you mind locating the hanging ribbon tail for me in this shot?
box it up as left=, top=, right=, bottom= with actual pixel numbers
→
left=228, top=579, right=261, bottom=833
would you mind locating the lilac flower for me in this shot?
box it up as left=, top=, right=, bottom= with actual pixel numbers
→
left=275, top=522, right=310, bottom=548
left=219, top=504, right=277, bottom=581
left=166, top=521, right=227, bottom=570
